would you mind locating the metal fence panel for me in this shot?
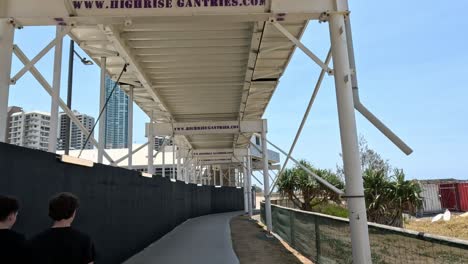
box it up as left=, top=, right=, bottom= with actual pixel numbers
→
left=261, top=203, right=468, bottom=264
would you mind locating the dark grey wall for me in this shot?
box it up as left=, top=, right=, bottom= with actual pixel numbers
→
left=0, top=143, right=244, bottom=263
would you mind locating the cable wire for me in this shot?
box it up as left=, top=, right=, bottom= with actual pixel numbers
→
left=78, top=63, right=128, bottom=158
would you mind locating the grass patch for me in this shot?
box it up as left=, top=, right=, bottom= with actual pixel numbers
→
left=312, top=203, right=349, bottom=218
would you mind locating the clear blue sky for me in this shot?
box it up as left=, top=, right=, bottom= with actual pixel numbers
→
left=8, top=0, right=468, bottom=180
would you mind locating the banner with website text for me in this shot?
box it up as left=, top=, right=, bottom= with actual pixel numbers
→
left=70, top=0, right=268, bottom=16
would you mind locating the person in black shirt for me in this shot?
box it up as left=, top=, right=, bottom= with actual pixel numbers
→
left=0, top=195, right=27, bottom=264
left=29, top=192, right=96, bottom=264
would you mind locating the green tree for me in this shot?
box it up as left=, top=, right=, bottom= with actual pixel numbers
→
left=337, top=136, right=391, bottom=177
left=252, top=185, right=263, bottom=193
left=277, top=160, right=344, bottom=211
left=338, top=136, right=422, bottom=227
left=389, top=169, right=422, bottom=226
left=363, top=168, right=422, bottom=227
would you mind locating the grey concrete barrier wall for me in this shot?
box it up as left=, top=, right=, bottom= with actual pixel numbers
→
left=0, top=143, right=244, bottom=263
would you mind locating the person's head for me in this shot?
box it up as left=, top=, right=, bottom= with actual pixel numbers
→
left=49, top=192, right=80, bottom=225
left=0, top=195, right=19, bottom=229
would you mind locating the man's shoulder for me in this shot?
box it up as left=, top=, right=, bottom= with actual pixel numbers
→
left=12, top=230, right=26, bottom=241
left=0, top=229, right=26, bottom=242
left=32, top=228, right=91, bottom=240
left=30, top=228, right=93, bottom=247
left=69, top=228, right=92, bottom=241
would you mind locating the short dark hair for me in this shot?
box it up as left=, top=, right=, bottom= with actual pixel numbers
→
left=0, top=195, right=19, bottom=221
left=49, top=192, right=80, bottom=221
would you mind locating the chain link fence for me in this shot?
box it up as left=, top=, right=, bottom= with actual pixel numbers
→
left=261, top=203, right=468, bottom=264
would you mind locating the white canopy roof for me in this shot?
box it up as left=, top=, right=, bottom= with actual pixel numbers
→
left=1, top=0, right=346, bottom=153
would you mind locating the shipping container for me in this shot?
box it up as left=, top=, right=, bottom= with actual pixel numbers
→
left=457, top=183, right=468, bottom=212
left=439, top=183, right=459, bottom=211
left=419, top=183, right=443, bottom=214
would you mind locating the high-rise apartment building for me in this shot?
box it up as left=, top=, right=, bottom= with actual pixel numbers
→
left=8, top=110, right=51, bottom=151
left=104, top=76, right=129, bottom=149
left=58, top=111, right=95, bottom=150
left=6, top=106, right=23, bottom=143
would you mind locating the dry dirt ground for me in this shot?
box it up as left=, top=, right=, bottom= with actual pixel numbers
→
left=405, top=215, right=468, bottom=240
left=230, top=215, right=313, bottom=264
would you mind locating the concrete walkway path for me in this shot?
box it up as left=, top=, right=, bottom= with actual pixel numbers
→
left=124, top=211, right=243, bottom=264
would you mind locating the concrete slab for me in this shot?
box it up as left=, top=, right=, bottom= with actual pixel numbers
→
left=124, top=211, right=243, bottom=264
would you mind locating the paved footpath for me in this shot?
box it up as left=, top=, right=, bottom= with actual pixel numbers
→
left=124, top=211, right=243, bottom=264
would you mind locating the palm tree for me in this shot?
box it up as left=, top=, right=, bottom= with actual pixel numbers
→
left=277, top=168, right=302, bottom=208
left=388, top=169, right=422, bottom=227
left=363, top=168, right=392, bottom=224
left=277, top=160, right=344, bottom=211
left=363, top=168, right=422, bottom=227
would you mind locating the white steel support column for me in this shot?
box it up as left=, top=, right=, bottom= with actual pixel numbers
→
left=172, top=140, right=175, bottom=180
left=177, top=147, right=181, bottom=181
left=243, top=157, right=249, bottom=214
left=0, top=19, right=14, bottom=143
left=97, top=57, right=107, bottom=163
left=220, top=170, right=224, bottom=186
left=212, top=166, right=216, bottom=186
left=48, top=26, right=64, bottom=153
left=193, top=162, right=197, bottom=184
left=127, top=86, right=133, bottom=169
left=188, top=161, right=191, bottom=183
left=210, top=166, right=213, bottom=185
left=261, top=119, right=272, bottom=232
left=162, top=140, right=166, bottom=177
left=147, top=117, right=155, bottom=174
left=183, top=158, right=188, bottom=183
left=192, top=162, right=195, bottom=184
left=201, top=165, right=205, bottom=185
left=234, top=168, right=237, bottom=187
left=329, top=12, right=372, bottom=263
left=247, top=149, right=253, bottom=217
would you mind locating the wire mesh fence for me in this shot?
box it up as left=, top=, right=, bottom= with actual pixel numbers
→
left=260, top=203, right=468, bottom=264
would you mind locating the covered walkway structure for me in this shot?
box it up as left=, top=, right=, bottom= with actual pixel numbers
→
left=0, top=1, right=413, bottom=263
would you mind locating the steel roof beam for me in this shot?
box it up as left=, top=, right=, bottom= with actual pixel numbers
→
left=133, top=47, right=248, bottom=55
left=271, top=20, right=333, bottom=74
left=79, top=44, right=119, bottom=57
left=122, top=22, right=252, bottom=31
left=121, top=30, right=252, bottom=40
left=239, top=22, right=265, bottom=122
left=100, top=24, right=193, bottom=149
left=100, top=25, right=170, bottom=117
left=139, top=55, right=250, bottom=63
left=128, top=39, right=250, bottom=49
left=152, top=75, right=245, bottom=81
left=141, top=61, right=248, bottom=68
